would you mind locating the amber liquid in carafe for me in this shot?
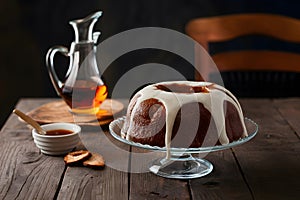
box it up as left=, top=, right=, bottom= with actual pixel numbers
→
left=61, top=80, right=108, bottom=114
left=46, top=11, right=108, bottom=115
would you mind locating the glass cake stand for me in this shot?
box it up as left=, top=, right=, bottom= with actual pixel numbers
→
left=109, top=116, right=258, bottom=179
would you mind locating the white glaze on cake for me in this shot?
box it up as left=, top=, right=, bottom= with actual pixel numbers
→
left=124, top=81, right=248, bottom=159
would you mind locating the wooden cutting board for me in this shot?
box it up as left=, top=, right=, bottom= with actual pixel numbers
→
left=26, top=99, right=124, bottom=126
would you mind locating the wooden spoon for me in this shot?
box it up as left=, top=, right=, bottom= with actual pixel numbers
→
left=13, top=109, right=46, bottom=135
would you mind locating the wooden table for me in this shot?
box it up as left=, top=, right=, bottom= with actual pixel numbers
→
left=0, top=98, right=299, bottom=200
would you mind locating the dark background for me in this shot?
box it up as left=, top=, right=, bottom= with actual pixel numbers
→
left=1, top=0, right=300, bottom=126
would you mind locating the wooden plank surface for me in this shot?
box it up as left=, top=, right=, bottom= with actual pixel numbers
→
left=55, top=98, right=129, bottom=199
left=130, top=172, right=190, bottom=200
left=234, top=99, right=300, bottom=200
left=128, top=118, right=252, bottom=199
left=129, top=148, right=191, bottom=200
left=128, top=136, right=253, bottom=199
left=1, top=98, right=130, bottom=200
left=0, top=136, right=65, bottom=199
left=273, top=98, right=300, bottom=138
left=1, top=98, right=56, bottom=132
left=0, top=98, right=66, bottom=200
left=1, top=98, right=300, bottom=200
left=57, top=165, right=128, bottom=200
left=57, top=129, right=130, bottom=200
left=189, top=150, right=252, bottom=200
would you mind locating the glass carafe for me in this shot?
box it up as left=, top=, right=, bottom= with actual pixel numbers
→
left=46, top=11, right=107, bottom=115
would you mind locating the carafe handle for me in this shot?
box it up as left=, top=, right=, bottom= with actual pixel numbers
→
left=46, top=46, right=69, bottom=96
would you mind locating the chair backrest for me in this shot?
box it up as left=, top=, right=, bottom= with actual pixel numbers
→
left=185, top=13, right=300, bottom=97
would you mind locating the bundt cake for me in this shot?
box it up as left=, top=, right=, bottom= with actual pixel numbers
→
left=121, top=81, right=247, bottom=157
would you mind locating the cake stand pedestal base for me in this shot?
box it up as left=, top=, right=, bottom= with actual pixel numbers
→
left=149, top=153, right=213, bottom=179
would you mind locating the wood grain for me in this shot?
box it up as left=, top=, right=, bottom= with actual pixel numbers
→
left=1, top=98, right=300, bottom=199
left=234, top=99, right=300, bottom=199
left=1, top=98, right=130, bottom=200
left=129, top=148, right=190, bottom=200
left=0, top=138, right=65, bottom=199
left=0, top=99, right=66, bottom=199
left=273, top=98, right=300, bottom=138
left=57, top=127, right=130, bottom=199
left=57, top=166, right=128, bottom=200
left=189, top=150, right=252, bottom=200
left=186, top=13, right=300, bottom=82
left=1, top=98, right=54, bottom=131
left=26, top=99, right=124, bottom=126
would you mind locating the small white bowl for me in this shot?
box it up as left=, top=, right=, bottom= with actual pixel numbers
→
left=32, top=123, right=81, bottom=156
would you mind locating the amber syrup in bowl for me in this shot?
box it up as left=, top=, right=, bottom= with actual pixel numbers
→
left=46, top=129, right=74, bottom=136
left=61, top=80, right=108, bottom=115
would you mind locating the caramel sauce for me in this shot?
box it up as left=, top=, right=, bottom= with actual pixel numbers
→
left=46, top=129, right=74, bottom=136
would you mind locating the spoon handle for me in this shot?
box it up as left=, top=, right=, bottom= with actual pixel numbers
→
left=13, top=109, right=46, bottom=135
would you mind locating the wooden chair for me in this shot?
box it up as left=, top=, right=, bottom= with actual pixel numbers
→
left=185, top=13, right=300, bottom=97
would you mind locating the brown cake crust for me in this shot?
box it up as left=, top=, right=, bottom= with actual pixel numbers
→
left=122, top=82, right=246, bottom=148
